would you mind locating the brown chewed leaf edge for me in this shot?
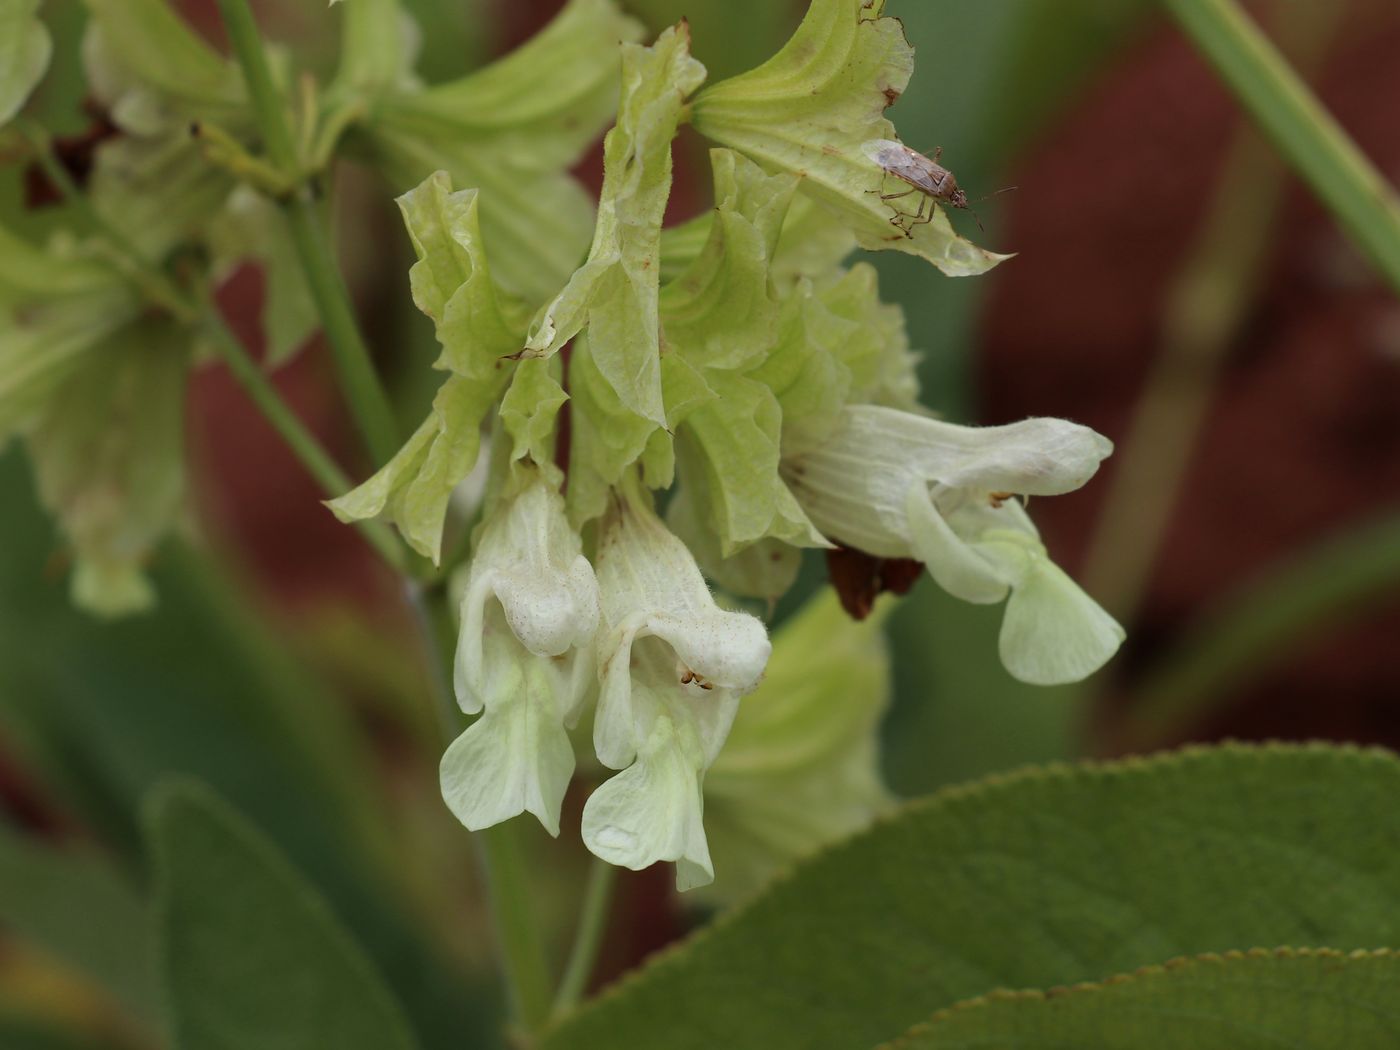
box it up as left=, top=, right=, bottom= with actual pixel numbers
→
left=880, top=947, right=1400, bottom=1050
left=541, top=742, right=1400, bottom=1050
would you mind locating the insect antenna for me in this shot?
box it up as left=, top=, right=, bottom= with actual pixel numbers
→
left=972, top=185, right=1018, bottom=205
left=966, top=186, right=1016, bottom=232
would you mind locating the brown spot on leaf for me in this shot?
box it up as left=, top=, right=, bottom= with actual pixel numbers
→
left=882, top=85, right=901, bottom=108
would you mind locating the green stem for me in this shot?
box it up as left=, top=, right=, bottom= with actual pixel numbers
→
left=1118, top=511, right=1400, bottom=750
left=1083, top=2, right=1343, bottom=623
left=551, top=857, right=616, bottom=1017
left=410, top=584, right=555, bottom=1039
left=200, top=320, right=408, bottom=573
left=18, top=122, right=196, bottom=323
left=19, top=120, right=407, bottom=573
left=215, top=0, right=401, bottom=467
left=1163, top=0, right=1400, bottom=293
left=1081, top=128, right=1283, bottom=619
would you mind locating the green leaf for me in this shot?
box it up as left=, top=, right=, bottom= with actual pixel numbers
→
left=691, top=0, right=1007, bottom=277
left=542, top=744, right=1400, bottom=1050
left=362, top=0, right=644, bottom=303
left=25, top=317, right=190, bottom=617
left=0, top=283, right=140, bottom=442
left=0, top=449, right=489, bottom=1050
left=0, top=821, right=158, bottom=1024
left=886, top=948, right=1400, bottom=1049
left=0, top=0, right=52, bottom=125
left=82, top=0, right=244, bottom=115
left=700, top=592, right=891, bottom=905
left=330, top=0, right=416, bottom=103
left=0, top=1015, right=116, bottom=1050
left=149, top=781, right=420, bottom=1050
left=88, top=131, right=236, bottom=261
left=328, top=172, right=523, bottom=561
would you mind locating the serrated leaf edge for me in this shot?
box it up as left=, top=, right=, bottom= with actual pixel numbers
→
left=875, top=946, right=1400, bottom=1050
left=542, top=740, right=1400, bottom=1036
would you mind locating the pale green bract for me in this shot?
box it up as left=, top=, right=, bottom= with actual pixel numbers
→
left=0, top=225, right=190, bottom=617
left=661, top=150, right=827, bottom=558
left=523, top=23, right=707, bottom=429
left=0, top=0, right=51, bottom=125
left=27, top=319, right=190, bottom=617
left=327, top=173, right=527, bottom=563
left=83, top=15, right=311, bottom=353
left=701, top=591, right=893, bottom=905
left=82, top=0, right=245, bottom=117
left=352, top=0, right=644, bottom=304
left=691, top=0, right=1009, bottom=276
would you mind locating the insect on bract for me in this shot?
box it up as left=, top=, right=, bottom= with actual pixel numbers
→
left=862, top=138, right=1002, bottom=234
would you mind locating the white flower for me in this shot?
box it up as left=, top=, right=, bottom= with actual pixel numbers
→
left=783, top=404, right=1124, bottom=685
left=582, top=488, right=771, bottom=890
left=440, top=477, right=599, bottom=836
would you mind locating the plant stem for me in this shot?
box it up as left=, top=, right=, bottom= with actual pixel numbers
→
left=215, top=0, right=401, bottom=467
left=410, top=583, right=555, bottom=1039
left=551, top=857, right=616, bottom=1017
left=200, top=320, right=408, bottom=573
left=18, top=122, right=197, bottom=323
left=1082, top=1, right=1343, bottom=623
left=1163, top=0, right=1400, bottom=294
left=1081, top=128, right=1283, bottom=619
left=19, top=121, right=408, bottom=573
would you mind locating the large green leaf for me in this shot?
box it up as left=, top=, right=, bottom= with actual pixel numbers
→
left=0, top=450, right=493, bottom=1050
left=885, top=948, right=1400, bottom=1049
left=148, top=781, right=420, bottom=1050
left=0, top=1014, right=117, bottom=1050
left=543, top=743, right=1400, bottom=1050
left=0, top=822, right=157, bottom=1025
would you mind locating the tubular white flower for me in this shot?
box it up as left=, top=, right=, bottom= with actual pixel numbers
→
left=582, top=488, right=771, bottom=890
left=440, top=477, right=599, bottom=836
left=783, top=404, right=1124, bottom=685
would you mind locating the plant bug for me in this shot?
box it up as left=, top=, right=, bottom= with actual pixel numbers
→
left=861, top=139, right=1010, bottom=235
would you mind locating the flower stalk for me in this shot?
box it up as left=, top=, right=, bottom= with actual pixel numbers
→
left=215, top=0, right=401, bottom=467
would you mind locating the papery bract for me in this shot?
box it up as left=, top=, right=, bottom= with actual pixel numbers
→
left=702, top=591, right=893, bottom=904
left=690, top=0, right=1008, bottom=276
left=328, top=173, right=527, bottom=562
left=355, top=0, right=644, bottom=303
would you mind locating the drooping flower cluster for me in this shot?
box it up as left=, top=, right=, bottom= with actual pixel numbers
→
left=2, top=0, right=637, bottom=612
left=328, top=0, right=1123, bottom=888
left=4, top=0, right=1126, bottom=892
